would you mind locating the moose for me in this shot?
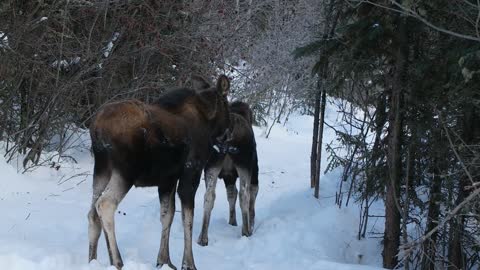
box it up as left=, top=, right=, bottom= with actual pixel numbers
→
left=198, top=101, right=259, bottom=246
left=87, top=75, right=231, bottom=270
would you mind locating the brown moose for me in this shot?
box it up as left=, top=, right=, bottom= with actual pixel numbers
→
left=87, top=75, right=231, bottom=270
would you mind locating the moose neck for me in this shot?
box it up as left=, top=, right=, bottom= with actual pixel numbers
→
left=194, top=92, right=223, bottom=136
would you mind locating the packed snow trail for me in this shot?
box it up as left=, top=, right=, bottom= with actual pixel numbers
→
left=0, top=112, right=384, bottom=270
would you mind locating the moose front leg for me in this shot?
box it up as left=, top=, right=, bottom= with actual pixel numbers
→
left=236, top=167, right=251, bottom=237
left=198, top=166, right=221, bottom=246
left=249, top=154, right=259, bottom=233
left=224, top=176, right=238, bottom=226
left=249, top=184, right=259, bottom=232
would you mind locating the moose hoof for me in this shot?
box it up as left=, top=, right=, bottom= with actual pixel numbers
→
left=242, top=228, right=252, bottom=237
left=181, top=264, right=197, bottom=270
left=114, top=262, right=124, bottom=270
left=197, top=236, right=209, bottom=246
left=157, top=261, right=177, bottom=270
left=229, top=219, right=238, bottom=226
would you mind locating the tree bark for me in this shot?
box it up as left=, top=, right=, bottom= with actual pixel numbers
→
left=448, top=183, right=466, bottom=270
left=314, top=78, right=327, bottom=198
left=447, top=106, right=476, bottom=269
left=312, top=0, right=338, bottom=197
left=421, top=154, right=442, bottom=270
left=421, top=120, right=442, bottom=270
left=310, top=90, right=321, bottom=188
left=383, top=15, right=408, bottom=269
left=402, top=139, right=414, bottom=270
left=383, top=85, right=403, bottom=269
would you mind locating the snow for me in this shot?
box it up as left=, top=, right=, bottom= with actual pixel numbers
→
left=0, top=111, right=385, bottom=270
left=103, top=32, right=120, bottom=58
left=0, top=32, right=9, bottom=49
left=50, top=57, right=81, bottom=70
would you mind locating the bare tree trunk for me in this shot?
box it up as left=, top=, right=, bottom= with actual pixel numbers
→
left=19, top=79, right=30, bottom=155
left=447, top=106, right=475, bottom=269
left=383, top=91, right=403, bottom=268
left=314, top=79, right=327, bottom=198
left=448, top=184, right=466, bottom=270
left=360, top=191, right=369, bottom=239
left=312, top=0, right=339, bottom=198
left=383, top=15, right=408, bottom=269
left=419, top=120, right=443, bottom=270
left=310, top=90, right=320, bottom=188
left=402, top=144, right=412, bottom=270
left=421, top=155, right=442, bottom=270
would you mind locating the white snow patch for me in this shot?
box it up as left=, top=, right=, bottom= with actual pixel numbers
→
left=0, top=31, right=9, bottom=49
left=103, top=32, right=120, bottom=58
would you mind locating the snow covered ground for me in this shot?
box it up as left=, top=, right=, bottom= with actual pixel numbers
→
left=0, top=110, right=385, bottom=270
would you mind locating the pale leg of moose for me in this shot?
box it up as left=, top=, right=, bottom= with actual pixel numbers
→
left=198, top=167, right=221, bottom=246
left=181, top=204, right=196, bottom=270
left=237, top=167, right=251, bottom=237
left=226, top=183, right=238, bottom=226
left=249, top=184, right=259, bottom=232
left=157, top=184, right=177, bottom=269
left=95, top=170, right=131, bottom=269
left=88, top=172, right=111, bottom=262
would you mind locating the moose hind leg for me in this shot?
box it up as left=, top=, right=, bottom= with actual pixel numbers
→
left=249, top=152, right=259, bottom=233
left=198, top=167, right=220, bottom=246
left=157, top=183, right=178, bottom=270
left=88, top=157, right=111, bottom=262
left=237, top=167, right=251, bottom=237
left=224, top=176, right=238, bottom=226
left=95, top=170, right=131, bottom=269
left=249, top=184, right=259, bottom=232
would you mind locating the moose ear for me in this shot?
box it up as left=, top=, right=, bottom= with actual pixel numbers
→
left=191, top=75, right=211, bottom=90
left=216, top=75, right=230, bottom=96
